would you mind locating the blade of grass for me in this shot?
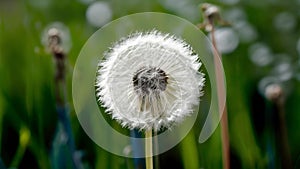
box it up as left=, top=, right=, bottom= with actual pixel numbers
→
left=181, top=130, right=199, bottom=169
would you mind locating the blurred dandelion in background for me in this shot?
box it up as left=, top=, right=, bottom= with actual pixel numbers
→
left=235, top=21, right=257, bottom=43
left=159, top=0, right=199, bottom=22
left=264, top=83, right=283, bottom=102
left=297, top=38, right=300, bottom=57
left=41, top=22, right=72, bottom=53
left=223, top=7, right=247, bottom=25
left=273, top=12, right=296, bottom=32
left=271, top=55, right=293, bottom=82
left=86, top=1, right=112, bottom=28
left=258, top=76, right=280, bottom=100
left=249, top=43, right=274, bottom=67
left=223, top=7, right=258, bottom=43
left=210, top=27, right=239, bottom=54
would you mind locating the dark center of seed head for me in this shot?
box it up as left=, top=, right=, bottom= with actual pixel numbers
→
left=133, top=66, right=168, bottom=95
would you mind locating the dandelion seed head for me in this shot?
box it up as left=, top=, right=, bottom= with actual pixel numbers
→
left=265, top=83, right=283, bottom=102
left=96, top=31, right=205, bottom=132
left=41, top=22, right=72, bottom=53
left=133, top=66, right=168, bottom=96
left=201, top=3, right=220, bottom=20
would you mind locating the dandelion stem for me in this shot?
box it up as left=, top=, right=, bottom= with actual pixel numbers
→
left=145, top=129, right=153, bottom=169
left=48, top=29, right=83, bottom=169
left=273, top=96, right=292, bottom=169
left=210, top=22, right=230, bottom=169
left=199, top=4, right=230, bottom=168
left=153, top=131, right=160, bottom=169
left=265, top=84, right=292, bottom=168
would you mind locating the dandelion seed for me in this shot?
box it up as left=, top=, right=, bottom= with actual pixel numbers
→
left=95, top=31, right=205, bottom=132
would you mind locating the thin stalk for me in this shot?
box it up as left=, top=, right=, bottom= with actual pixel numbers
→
left=265, top=84, right=292, bottom=168
left=48, top=30, right=83, bottom=169
left=153, top=131, right=160, bottom=169
left=274, top=99, right=292, bottom=169
left=145, top=129, right=153, bottom=169
left=210, top=24, right=230, bottom=169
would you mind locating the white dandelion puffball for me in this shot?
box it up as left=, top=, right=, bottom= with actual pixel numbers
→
left=96, top=31, right=205, bottom=132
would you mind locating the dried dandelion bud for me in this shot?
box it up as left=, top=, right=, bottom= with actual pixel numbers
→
left=199, top=3, right=230, bottom=31
left=96, top=31, right=205, bottom=132
left=201, top=3, right=221, bottom=23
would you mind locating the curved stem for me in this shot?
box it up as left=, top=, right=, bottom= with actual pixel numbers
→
left=211, top=24, right=230, bottom=169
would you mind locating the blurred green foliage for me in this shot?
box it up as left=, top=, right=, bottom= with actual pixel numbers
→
left=1, top=0, right=300, bottom=169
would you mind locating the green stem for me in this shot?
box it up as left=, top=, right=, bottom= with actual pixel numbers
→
left=145, top=129, right=153, bottom=169
left=153, top=131, right=160, bottom=169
